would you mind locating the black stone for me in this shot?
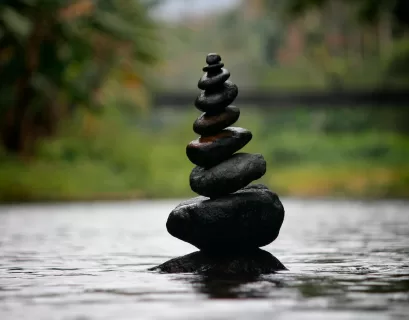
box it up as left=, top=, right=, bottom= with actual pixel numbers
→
left=195, top=80, right=238, bottom=113
left=193, top=105, right=240, bottom=136
left=186, top=127, right=252, bottom=168
left=190, top=153, right=266, bottom=198
left=166, top=184, right=285, bottom=252
left=202, top=63, right=224, bottom=72
left=149, top=249, right=287, bottom=275
left=206, top=53, right=221, bottom=65
left=198, top=68, right=230, bottom=90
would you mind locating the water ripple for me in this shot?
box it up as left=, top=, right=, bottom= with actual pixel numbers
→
left=0, top=199, right=408, bottom=320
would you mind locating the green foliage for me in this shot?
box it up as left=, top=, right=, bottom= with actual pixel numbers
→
left=1, top=107, right=408, bottom=202
left=154, top=0, right=409, bottom=92
left=286, top=0, right=406, bottom=26
left=385, top=38, right=409, bottom=85
left=0, top=0, right=159, bottom=154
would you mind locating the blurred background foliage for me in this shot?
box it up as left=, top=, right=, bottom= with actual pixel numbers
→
left=0, top=0, right=158, bottom=155
left=0, top=0, right=408, bottom=202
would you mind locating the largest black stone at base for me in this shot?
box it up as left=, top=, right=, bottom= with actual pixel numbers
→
left=149, top=249, right=287, bottom=275
left=166, top=184, right=285, bottom=252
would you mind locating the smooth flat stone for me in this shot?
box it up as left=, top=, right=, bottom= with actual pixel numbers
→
left=190, top=153, right=266, bottom=198
left=202, top=62, right=224, bottom=72
left=198, top=68, right=230, bottom=90
left=195, top=80, right=238, bottom=113
left=186, top=127, right=252, bottom=168
left=149, top=249, right=287, bottom=275
left=193, top=105, right=240, bottom=136
left=166, top=184, right=285, bottom=252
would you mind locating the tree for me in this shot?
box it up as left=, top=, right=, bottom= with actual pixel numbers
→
left=0, top=0, right=159, bottom=155
left=286, top=0, right=409, bottom=27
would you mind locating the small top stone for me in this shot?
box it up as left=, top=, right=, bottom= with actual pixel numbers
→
left=206, top=53, right=221, bottom=65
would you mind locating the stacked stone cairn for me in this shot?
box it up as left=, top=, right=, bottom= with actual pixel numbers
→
left=151, top=54, right=286, bottom=275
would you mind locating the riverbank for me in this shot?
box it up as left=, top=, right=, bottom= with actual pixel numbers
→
left=1, top=108, right=408, bottom=203
left=1, top=160, right=408, bottom=203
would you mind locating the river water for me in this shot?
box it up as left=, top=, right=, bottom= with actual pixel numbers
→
left=0, top=199, right=408, bottom=320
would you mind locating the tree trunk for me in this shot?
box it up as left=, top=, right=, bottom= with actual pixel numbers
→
left=378, top=13, right=392, bottom=58
left=1, top=19, right=47, bottom=156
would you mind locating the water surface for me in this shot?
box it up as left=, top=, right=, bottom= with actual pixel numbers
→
left=1, top=199, right=408, bottom=320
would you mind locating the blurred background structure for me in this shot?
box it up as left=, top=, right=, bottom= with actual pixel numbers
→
left=1, top=0, right=408, bottom=202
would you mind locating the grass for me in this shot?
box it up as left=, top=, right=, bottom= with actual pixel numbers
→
left=270, top=163, right=409, bottom=198
left=1, top=107, right=408, bottom=202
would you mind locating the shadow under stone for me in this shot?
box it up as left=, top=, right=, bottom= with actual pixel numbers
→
left=149, top=249, right=287, bottom=276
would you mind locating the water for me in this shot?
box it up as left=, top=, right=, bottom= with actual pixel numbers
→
left=0, top=199, right=408, bottom=320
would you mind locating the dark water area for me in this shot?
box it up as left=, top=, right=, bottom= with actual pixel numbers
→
left=0, top=199, right=408, bottom=320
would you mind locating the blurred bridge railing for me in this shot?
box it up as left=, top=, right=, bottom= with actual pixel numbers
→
left=152, top=89, right=409, bottom=108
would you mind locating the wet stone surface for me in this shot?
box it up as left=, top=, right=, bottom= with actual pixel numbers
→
left=194, top=81, right=238, bottom=113
left=198, top=68, right=231, bottom=90
left=186, top=127, right=252, bottom=168
left=166, top=184, right=285, bottom=252
left=202, top=62, right=225, bottom=73
left=206, top=53, right=222, bottom=65
left=193, top=105, right=240, bottom=136
left=150, top=249, right=287, bottom=275
left=190, top=153, right=266, bottom=198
